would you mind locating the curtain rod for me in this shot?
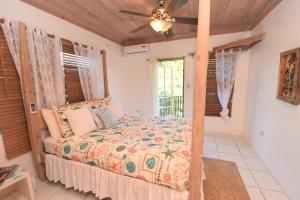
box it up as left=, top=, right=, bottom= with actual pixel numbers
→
left=214, top=47, right=245, bottom=54
left=0, top=18, right=106, bottom=54
left=157, top=56, right=185, bottom=62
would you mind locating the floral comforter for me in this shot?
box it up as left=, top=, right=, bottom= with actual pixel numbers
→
left=55, top=116, right=192, bottom=191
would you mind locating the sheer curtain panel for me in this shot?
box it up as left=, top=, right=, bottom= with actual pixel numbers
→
left=73, top=44, right=104, bottom=100
left=216, top=50, right=238, bottom=118
left=26, top=27, right=65, bottom=108
left=149, top=58, right=160, bottom=116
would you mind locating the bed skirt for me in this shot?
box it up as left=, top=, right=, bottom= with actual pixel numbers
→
left=45, top=154, right=204, bottom=200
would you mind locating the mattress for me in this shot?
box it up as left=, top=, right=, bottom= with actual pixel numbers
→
left=54, top=116, right=192, bottom=192
left=43, top=137, right=56, bottom=155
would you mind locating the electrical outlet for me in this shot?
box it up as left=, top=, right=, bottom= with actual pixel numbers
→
left=259, top=131, right=264, bottom=136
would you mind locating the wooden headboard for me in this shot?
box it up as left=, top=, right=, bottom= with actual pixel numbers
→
left=35, top=110, right=47, bottom=165
left=17, top=20, right=109, bottom=180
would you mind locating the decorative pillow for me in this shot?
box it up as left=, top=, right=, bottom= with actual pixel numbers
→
left=53, top=102, right=86, bottom=138
left=66, top=108, right=97, bottom=136
left=95, top=107, right=119, bottom=128
left=53, top=99, right=106, bottom=138
left=90, top=109, right=104, bottom=129
left=85, top=99, right=106, bottom=129
left=41, top=109, right=62, bottom=140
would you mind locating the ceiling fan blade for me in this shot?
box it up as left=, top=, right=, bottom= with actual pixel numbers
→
left=165, top=0, right=188, bottom=15
left=119, top=10, right=151, bottom=18
left=130, top=24, right=149, bottom=33
left=164, top=29, right=174, bottom=38
left=174, top=17, right=198, bottom=25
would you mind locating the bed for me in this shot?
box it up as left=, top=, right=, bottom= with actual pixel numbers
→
left=38, top=100, right=204, bottom=200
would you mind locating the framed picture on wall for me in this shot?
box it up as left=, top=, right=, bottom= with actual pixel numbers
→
left=277, top=48, right=300, bottom=105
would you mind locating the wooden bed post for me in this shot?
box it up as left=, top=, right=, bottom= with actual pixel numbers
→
left=188, top=0, right=211, bottom=199
left=19, top=22, right=46, bottom=180
left=101, top=50, right=109, bottom=98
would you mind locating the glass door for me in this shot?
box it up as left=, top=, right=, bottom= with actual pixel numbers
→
left=158, top=58, right=184, bottom=117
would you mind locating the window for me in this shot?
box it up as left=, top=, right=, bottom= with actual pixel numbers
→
left=61, top=40, right=85, bottom=104
left=205, top=53, right=233, bottom=116
left=0, top=27, right=31, bottom=159
left=158, top=58, right=184, bottom=118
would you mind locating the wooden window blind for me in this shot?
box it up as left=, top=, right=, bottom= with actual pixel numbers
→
left=0, top=27, right=31, bottom=160
left=205, top=53, right=233, bottom=117
left=61, top=40, right=85, bottom=104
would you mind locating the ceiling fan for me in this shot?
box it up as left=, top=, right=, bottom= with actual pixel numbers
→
left=119, top=0, right=198, bottom=38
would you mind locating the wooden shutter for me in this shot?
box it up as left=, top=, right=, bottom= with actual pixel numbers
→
left=61, top=39, right=85, bottom=104
left=205, top=53, right=233, bottom=116
left=0, top=27, right=31, bottom=159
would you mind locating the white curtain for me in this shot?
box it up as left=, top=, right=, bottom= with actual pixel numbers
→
left=149, top=58, right=160, bottom=116
left=26, top=27, right=66, bottom=108
left=73, top=44, right=104, bottom=100
left=216, top=50, right=238, bottom=118
left=1, top=19, right=21, bottom=79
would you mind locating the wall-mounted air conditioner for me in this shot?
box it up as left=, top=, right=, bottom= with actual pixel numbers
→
left=123, top=44, right=150, bottom=56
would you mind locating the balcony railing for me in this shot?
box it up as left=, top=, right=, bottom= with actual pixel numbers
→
left=159, top=96, right=184, bottom=118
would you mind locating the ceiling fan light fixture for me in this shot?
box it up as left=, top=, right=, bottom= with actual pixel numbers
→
left=150, top=19, right=172, bottom=32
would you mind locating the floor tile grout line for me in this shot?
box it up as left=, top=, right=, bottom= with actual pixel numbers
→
left=231, top=135, right=288, bottom=197
left=243, top=153, right=286, bottom=194
left=217, top=147, right=249, bottom=169
left=46, top=183, right=65, bottom=200
left=216, top=136, right=264, bottom=199
left=231, top=135, right=267, bottom=200
left=241, top=153, right=289, bottom=199
left=206, top=135, right=221, bottom=160
left=249, top=169, right=269, bottom=200
left=248, top=159, right=289, bottom=197
left=211, top=135, right=221, bottom=159
left=233, top=136, right=289, bottom=199
left=204, top=134, right=287, bottom=199
left=245, top=186, right=266, bottom=200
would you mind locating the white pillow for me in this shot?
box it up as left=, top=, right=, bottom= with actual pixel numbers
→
left=66, top=108, right=97, bottom=136
left=107, top=104, right=123, bottom=119
left=41, top=109, right=62, bottom=140
left=90, top=109, right=104, bottom=129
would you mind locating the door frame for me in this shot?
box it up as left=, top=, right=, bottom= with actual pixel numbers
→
left=157, top=56, right=185, bottom=117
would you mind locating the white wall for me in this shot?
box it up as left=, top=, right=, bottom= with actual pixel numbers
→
left=0, top=0, right=124, bottom=178
left=245, top=0, right=300, bottom=199
left=120, top=32, right=251, bottom=135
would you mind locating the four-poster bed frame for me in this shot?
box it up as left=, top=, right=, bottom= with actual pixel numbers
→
left=2, top=0, right=210, bottom=199
left=17, top=22, right=110, bottom=180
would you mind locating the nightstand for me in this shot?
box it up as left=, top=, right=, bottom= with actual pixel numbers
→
left=0, top=166, right=35, bottom=200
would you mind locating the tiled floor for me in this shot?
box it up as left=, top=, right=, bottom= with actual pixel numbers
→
left=204, top=133, right=289, bottom=200
left=3, top=134, right=289, bottom=200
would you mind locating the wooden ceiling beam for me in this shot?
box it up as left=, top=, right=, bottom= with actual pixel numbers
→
left=213, top=33, right=265, bottom=52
